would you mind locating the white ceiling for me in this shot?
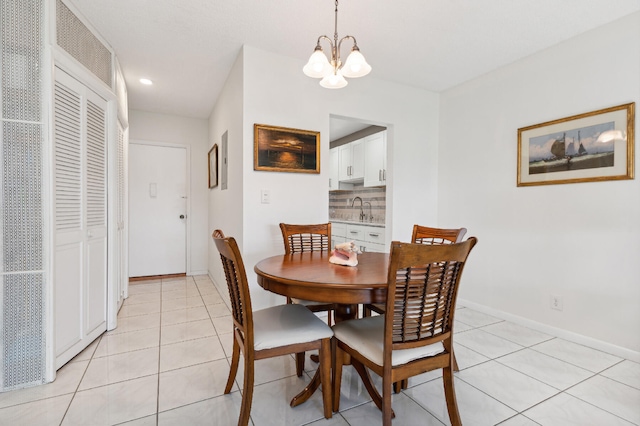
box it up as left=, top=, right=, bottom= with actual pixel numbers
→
left=70, top=0, right=639, bottom=121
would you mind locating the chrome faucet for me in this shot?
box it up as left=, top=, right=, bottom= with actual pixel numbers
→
left=363, top=201, right=373, bottom=222
left=351, top=196, right=365, bottom=222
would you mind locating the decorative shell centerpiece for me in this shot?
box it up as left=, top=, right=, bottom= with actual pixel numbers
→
left=329, top=241, right=362, bottom=266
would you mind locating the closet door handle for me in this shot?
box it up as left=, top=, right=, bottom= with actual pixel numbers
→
left=179, top=214, right=185, bottom=219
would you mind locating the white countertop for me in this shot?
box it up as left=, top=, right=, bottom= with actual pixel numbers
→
left=330, top=219, right=385, bottom=228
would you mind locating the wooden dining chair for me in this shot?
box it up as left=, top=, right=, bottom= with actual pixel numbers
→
left=212, top=230, right=333, bottom=425
left=364, top=225, right=467, bottom=317
left=332, top=238, right=477, bottom=426
left=279, top=222, right=337, bottom=376
left=364, top=225, right=467, bottom=380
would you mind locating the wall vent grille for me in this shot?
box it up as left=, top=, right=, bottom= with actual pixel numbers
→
left=1, top=1, right=43, bottom=122
left=56, top=0, right=112, bottom=87
left=1, top=0, right=46, bottom=391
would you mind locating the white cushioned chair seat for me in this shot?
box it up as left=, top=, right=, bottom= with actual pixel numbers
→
left=332, top=315, right=444, bottom=366
left=253, top=304, right=333, bottom=351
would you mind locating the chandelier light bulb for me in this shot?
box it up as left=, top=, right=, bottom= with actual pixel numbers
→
left=342, top=49, right=371, bottom=78
left=320, top=70, right=348, bottom=89
left=303, top=48, right=332, bottom=78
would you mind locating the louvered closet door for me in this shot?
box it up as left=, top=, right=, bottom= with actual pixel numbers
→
left=54, top=68, right=107, bottom=368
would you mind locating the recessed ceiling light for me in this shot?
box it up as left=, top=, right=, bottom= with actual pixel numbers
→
left=139, top=78, right=153, bottom=85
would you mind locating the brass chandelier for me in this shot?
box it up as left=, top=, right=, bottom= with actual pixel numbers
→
left=303, top=0, right=371, bottom=89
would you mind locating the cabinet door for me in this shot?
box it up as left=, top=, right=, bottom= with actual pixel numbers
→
left=351, top=139, right=365, bottom=180
left=338, top=139, right=365, bottom=182
left=364, top=132, right=386, bottom=187
left=329, top=148, right=339, bottom=189
left=338, top=144, right=352, bottom=181
left=361, top=241, right=386, bottom=253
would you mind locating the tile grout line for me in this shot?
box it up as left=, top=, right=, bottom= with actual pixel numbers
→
left=58, top=333, right=103, bottom=425
left=155, top=277, right=167, bottom=425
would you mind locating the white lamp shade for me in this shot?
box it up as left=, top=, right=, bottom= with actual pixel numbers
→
left=303, top=49, right=332, bottom=78
left=341, top=49, right=371, bottom=78
left=320, top=71, right=348, bottom=89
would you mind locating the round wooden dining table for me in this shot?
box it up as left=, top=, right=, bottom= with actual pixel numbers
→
left=254, top=250, right=389, bottom=322
left=254, top=250, right=389, bottom=408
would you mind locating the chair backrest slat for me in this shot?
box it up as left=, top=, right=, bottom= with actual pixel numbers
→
left=385, top=238, right=477, bottom=351
left=280, top=223, right=332, bottom=254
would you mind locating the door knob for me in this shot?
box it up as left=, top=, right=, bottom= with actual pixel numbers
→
left=179, top=215, right=185, bottom=219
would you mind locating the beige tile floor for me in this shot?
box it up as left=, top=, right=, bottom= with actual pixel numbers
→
left=1, top=275, right=639, bottom=425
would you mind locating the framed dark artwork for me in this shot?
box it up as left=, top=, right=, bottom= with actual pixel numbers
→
left=208, top=144, right=218, bottom=188
left=517, top=103, right=634, bottom=186
left=254, top=124, right=320, bottom=173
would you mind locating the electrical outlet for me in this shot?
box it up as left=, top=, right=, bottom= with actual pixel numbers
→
left=550, top=294, right=563, bottom=311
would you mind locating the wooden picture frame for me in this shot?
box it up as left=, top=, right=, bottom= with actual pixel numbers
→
left=517, top=103, right=634, bottom=186
left=208, top=144, right=218, bottom=188
left=254, top=124, right=320, bottom=173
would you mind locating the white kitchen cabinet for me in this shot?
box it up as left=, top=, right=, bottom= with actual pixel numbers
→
left=329, top=147, right=339, bottom=189
left=344, top=223, right=386, bottom=253
left=345, top=224, right=364, bottom=242
left=338, top=138, right=364, bottom=182
left=360, top=225, right=386, bottom=252
left=364, top=131, right=387, bottom=187
left=331, top=222, right=347, bottom=245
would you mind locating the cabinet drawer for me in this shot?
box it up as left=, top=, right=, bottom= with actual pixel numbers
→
left=363, top=227, right=385, bottom=244
left=346, top=225, right=364, bottom=241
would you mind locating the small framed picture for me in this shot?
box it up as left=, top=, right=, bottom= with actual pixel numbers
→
left=517, top=103, right=634, bottom=186
left=208, top=144, right=218, bottom=188
left=254, top=124, right=320, bottom=173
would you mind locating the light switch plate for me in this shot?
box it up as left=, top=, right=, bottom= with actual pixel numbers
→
left=261, top=189, right=270, bottom=204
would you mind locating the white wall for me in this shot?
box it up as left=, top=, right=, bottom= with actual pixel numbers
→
left=438, top=12, right=640, bottom=357
left=207, top=51, right=244, bottom=299
left=129, top=110, right=210, bottom=275
left=208, top=45, right=440, bottom=310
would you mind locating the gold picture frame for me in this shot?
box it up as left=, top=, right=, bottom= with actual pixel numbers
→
left=254, top=124, right=320, bottom=173
left=517, top=103, right=634, bottom=186
left=208, top=144, right=218, bottom=188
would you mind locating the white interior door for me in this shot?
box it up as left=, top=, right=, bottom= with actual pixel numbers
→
left=128, top=143, right=187, bottom=277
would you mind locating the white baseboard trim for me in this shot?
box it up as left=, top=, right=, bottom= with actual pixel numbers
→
left=458, top=298, right=640, bottom=363
left=188, top=270, right=208, bottom=276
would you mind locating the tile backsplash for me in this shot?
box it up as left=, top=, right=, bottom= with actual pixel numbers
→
left=329, top=184, right=386, bottom=224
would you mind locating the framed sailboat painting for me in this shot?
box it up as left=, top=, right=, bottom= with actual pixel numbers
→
left=517, top=103, right=634, bottom=186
